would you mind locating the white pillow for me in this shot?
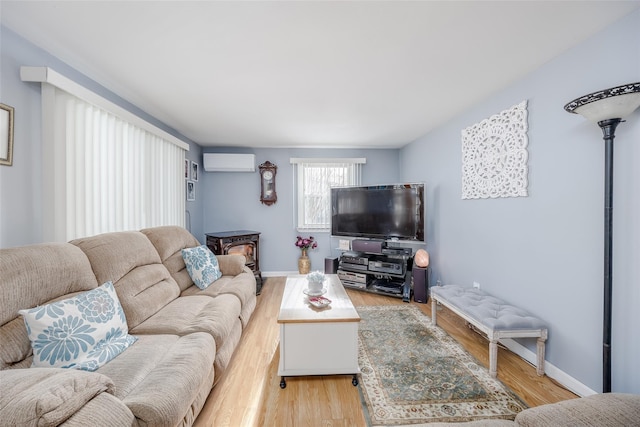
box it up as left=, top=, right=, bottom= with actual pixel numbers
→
left=19, top=281, right=137, bottom=371
left=182, top=245, right=223, bottom=289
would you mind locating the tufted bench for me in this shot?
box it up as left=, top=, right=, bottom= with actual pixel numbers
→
left=430, top=284, right=547, bottom=378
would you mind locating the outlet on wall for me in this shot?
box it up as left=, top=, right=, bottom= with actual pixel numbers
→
left=473, top=281, right=480, bottom=289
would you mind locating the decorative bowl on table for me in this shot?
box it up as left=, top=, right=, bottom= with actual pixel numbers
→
left=305, top=271, right=326, bottom=296
left=308, top=296, right=331, bottom=308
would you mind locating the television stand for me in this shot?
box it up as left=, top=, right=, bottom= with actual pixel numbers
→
left=337, top=249, right=413, bottom=300
left=371, top=278, right=403, bottom=294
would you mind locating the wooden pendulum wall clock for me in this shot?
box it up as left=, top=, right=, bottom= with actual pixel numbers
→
left=259, top=161, right=277, bottom=205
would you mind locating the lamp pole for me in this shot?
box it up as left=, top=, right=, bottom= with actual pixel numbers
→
left=565, top=82, right=640, bottom=393
left=598, top=118, right=620, bottom=394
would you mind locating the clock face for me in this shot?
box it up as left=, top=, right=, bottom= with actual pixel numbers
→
left=263, top=170, right=273, bottom=180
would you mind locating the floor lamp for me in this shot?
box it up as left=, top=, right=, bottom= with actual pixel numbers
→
left=564, top=82, right=640, bottom=393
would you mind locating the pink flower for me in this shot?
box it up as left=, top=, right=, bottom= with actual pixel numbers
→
left=295, top=235, right=318, bottom=251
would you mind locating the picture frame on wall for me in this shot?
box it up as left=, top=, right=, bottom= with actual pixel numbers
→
left=184, top=159, right=190, bottom=179
left=191, top=161, right=199, bottom=182
left=0, top=103, right=15, bottom=166
left=187, top=180, right=196, bottom=201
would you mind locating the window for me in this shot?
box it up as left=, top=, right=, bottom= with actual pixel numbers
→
left=24, top=67, right=189, bottom=242
left=291, top=158, right=365, bottom=231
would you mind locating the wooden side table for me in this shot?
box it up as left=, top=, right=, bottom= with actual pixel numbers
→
left=206, top=230, right=263, bottom=294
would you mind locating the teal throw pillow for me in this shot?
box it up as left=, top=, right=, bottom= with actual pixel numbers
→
left=19, top=281, right=137, bottom=371
left=182, top=245, right=223, bottom=289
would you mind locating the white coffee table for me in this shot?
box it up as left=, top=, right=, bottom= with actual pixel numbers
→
left=277, top=274, right=361, bottom=388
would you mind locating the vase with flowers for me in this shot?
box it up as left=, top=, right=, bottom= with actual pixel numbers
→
left=295, top=235, right=317, bottom=274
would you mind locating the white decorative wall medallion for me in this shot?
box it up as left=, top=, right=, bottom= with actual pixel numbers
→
left=461, top=100, right=529, bottom=199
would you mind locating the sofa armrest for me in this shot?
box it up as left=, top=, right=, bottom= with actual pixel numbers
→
left=61, top=392, right=136, bottom=427
left=0, top=368, right=130, bottom=426
left=216, top=254, right=247, bottom=276
left=515, top=393, right=640, bottom=427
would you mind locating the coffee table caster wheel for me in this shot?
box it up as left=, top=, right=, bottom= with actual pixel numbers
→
left=280, top=377, right=286, bottom=389
left=352, top=375, right=358, bottom=386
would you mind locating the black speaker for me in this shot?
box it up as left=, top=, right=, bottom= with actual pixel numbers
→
left=324, top=257, right=339, bottom=274
left=412, top=266, right=429, bottom=303
left=352, top=239, right=384, bottom=254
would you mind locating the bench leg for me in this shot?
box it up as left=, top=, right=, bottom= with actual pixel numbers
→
left=536, top=336, right=546, bottom=376
left=489, top=339, right=498, bottom=378
left=431, top=298, right=438, bottom=326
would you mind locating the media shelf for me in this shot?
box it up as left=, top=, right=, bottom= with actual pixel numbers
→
left=337, top=248, right=413, bottom=300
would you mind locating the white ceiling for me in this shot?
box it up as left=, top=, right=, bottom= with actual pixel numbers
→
left=2, top=1, right=638, bottom=148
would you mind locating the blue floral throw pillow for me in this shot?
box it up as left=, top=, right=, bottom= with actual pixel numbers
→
left=182, top=245, right=223, bottom=289
left=19, top=281, right=137, bottom=371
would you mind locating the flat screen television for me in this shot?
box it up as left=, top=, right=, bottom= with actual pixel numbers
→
left=330, top=183, right=424, bottom=241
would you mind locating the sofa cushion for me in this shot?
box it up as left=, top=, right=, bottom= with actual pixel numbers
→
left=0, top=243, right=99, bottom=326
left=211, top=316, right=242, bottom=377
left=0, top=317, right=35, bottom=370
left=141, top=225, right=201, bottom=292
left=71, top=231, right=181, bottom=329
left=61, top=391, right=135, bottom=427
left=182, top=245, right=223, bottom=289
left=180, top=270, right=256, bottom=313
left=0, top=243, right=99, bottom=369
left=95, top=333, right=216, bottom=427
left=0, top=367, right=117, bottom=426
left=19, top=281, right=137, bottom=371
left=0, top=243, right=99, bottom=370
left=129, top=294, right=241, bottom=350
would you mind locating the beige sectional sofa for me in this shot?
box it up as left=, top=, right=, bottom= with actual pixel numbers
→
left=0, top=226, right=256, bottom=426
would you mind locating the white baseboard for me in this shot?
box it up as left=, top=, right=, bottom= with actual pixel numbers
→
left=500, top=338, right=597, bottom=397
left=262, top=270, right=298, bottom=278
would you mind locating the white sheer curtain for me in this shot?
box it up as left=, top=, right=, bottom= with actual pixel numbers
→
left=35, top=72, right=188, bottom=242
left=290, top=158, right=365, bottom=231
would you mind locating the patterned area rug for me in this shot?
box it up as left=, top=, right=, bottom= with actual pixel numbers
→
left=357, top=305, right=527, bottom=426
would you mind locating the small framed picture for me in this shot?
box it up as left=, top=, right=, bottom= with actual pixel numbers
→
left=191, top=161, right=199, bottom=182
left=184, top=159, right=190, bottom=179
left=0, top=103, right=15, bottom=166
left=186, top=180, right=196, bottom=201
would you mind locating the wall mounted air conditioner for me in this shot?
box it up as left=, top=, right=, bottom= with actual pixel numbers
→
left=203, top=153, right=256, bottom=172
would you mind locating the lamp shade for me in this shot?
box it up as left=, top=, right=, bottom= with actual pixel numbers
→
left=564, top=82, right=640, bottom=123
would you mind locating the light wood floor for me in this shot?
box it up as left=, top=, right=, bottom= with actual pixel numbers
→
left=194, top=277, right=577, bottom=427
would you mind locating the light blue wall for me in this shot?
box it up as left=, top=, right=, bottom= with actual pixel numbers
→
left=201, top=147, right=400, bottom=272
left=0, top=26, right=204, bottom=247
left=400, top=10, right=640, bottom=394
